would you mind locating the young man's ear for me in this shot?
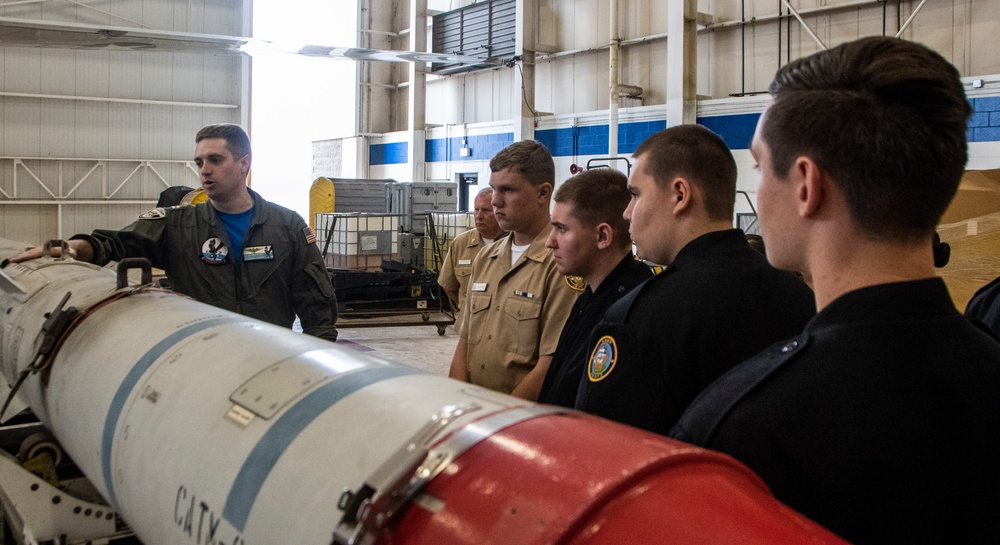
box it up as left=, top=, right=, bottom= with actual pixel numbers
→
left=537, top=182, right=553, bottom=202
left=794, top=156, right=825, bottom=218
left=670, top=177, right=692, bottom=215
left=595, top=223, right=614, bottom=250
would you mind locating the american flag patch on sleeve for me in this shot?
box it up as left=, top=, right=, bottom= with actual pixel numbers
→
left=303, top=226, right=316, bottom=244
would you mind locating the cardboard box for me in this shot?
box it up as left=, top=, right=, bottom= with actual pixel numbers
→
left=324, top=253, right=400, bottom=271
left=940, top=169, right=1000, bottom=225
left=936, top=170, right=1000, bottom=311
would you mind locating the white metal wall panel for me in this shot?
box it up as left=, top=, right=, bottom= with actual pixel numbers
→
left=0, top=0, right=247, bottom=242
left=369, top=63, right=395, bottom=135
left=421, top=0, right=1000, bottom=127
left=75, top=103, right=112, bottom=159
left=4, top=47, right=42, bottom=96
left=202, top=56, right=243, bottom=104
left=141, top=107, right=175, bottom=160
left=108, top=105, right=142, bottom=159
left=141, top=53, right=176, bottom=103
left=173, top=54, right=206, bottom=103
left=969, top=0, right=1000, bottom=76
left=61, top=203, right=155, bottom=234
left=110, top=51, right=144, bottom=102
left=40, top=101, right=76, bottom=157
left=491, top=69, right=508, bottom=121
left=76, top=51, right=111, bottom=97
left=1, top=205, right=56, bottom=245
left=3, top=96, right=42, bottom=156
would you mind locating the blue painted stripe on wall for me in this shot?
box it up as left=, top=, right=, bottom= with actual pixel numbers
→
left=620, top=120, right=668, bottom=153
left=970, top=97, right=1000, bottom=143
left=423, top=133, right=514, bottom=163
left=969, top=112, right=990, bottom=128
left=386, top=102, right=1000, bottom=164
left=972, top=127, right=1000, bottom=142
left=370, top=142, right=408, bottom=165
left=509, top=115, right=756, bottom=158
left=974, top=96, right=1000, bottom=112
left=698, top=113, right=761, bottom=150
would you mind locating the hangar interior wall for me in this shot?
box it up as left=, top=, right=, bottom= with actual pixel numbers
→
left=359, top=0, right=1000, bottom=216
left=418, top=0, right=1000, bottom=122
left=0, top=0, right=247, bottom=243
left=1, top=0, right=998, bottom=243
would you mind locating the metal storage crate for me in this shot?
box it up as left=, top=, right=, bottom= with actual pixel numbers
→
left=314, top=177, right=395, bottom=213
left=385, top=182, right=458, bottom=234
left=316, top=212, right=454, bottom=333
left=427, top=211, right=474, bottom=267
left=315, top=212, right=400, bottom=271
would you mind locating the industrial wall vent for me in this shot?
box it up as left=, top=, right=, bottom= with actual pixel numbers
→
left=431, top=0, right=515, bottom=75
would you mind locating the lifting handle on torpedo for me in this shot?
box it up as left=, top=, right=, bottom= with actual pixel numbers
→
left=42, top=239, right=71, bottom=260
left=116, top=258, right=153, bottom=289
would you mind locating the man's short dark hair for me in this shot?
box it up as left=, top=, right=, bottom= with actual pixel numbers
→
left=196, top=123, right=252, bottom=161
left=554, top=169, right=633, bottom=250
left=490, top=140, right=555, bottom=187
left=633, top=125, right=738, bottom=221
left=761, top=36, right=971, bottom=242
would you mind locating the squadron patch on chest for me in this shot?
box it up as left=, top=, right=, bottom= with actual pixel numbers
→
left=201, top=237, right=228, bottom=265
left=588, top=336, right=618, bottom=382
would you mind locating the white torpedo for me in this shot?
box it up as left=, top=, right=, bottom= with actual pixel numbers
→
left=0, top=238, right=847, bottom=545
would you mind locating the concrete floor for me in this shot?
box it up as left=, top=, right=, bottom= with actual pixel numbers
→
left=335, top=320, right=459, bottom=376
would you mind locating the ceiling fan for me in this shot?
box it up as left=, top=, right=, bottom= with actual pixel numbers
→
left=0, top=15, right=500, bottom=66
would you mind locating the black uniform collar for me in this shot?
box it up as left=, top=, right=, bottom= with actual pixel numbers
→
left=670, top=229, right=748, bottom=267
left=807, top=277, right=957, bottom=332
left=591, top=252, right=644, bottom=296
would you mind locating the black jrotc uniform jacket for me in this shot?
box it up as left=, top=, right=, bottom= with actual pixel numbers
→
left=74, top=189, right=338, bottom=341
left=672, top=278, right=1000, bottom=545
left=538, top=253, right=653, bottom=407
left=574, top=229, right=814, bottom=435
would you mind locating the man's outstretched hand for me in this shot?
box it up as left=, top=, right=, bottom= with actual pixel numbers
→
left=9, top=239, right=92, bottom=264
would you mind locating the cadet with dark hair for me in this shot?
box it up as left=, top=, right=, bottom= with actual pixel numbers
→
left=537, top=168, right=653, bottom=407
left=671, top=37, right=1000, bottom=544
left=448, top=140, right=578, bottom=400
left=575, top=125, right=814, bottom=434
left=12, top=123, right=339, bottom=341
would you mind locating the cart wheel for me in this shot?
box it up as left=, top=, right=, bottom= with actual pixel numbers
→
left=437, top=325, right=446, bottom=336
left=18, top=432, right=63, bottom=467
left=422, top=313, right=430, bottom=322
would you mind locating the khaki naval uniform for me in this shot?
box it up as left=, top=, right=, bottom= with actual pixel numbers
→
left=459, top=224, right=579, bottom=394
left=438, top=228, right=492, bottom=313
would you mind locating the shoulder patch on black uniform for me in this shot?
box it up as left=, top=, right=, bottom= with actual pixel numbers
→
left=138, top=207, right=167, bottom=220
left=588, top=336, right=618, bottom=382
left=303, top=226, right=316, bottom=244
left=565, top=275, right=587, bottom=291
